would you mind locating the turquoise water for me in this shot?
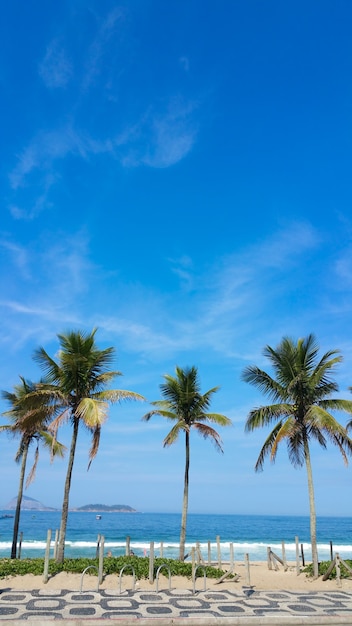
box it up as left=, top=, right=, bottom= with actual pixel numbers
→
left=0, top=511, right=351, bottom=562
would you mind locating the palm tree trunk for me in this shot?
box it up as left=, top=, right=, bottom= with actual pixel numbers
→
left=304, top=437, right=319, bottom=578
left=56, top=416, right=79, bottom=563
left=11, top=444, right=28, bottom=559
left=179, top=430, right=190, bottom=561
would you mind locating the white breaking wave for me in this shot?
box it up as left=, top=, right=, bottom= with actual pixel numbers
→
left=1, top=539, right=351, bottom=561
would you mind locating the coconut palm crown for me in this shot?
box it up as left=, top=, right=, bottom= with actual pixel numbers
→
left=1, top=377, right=65, bottom=558
left=142, top=365, right=232, bottom=560
left=33, top=328, right=145, bottom=563
left=242, top=334, right=352, bottom=578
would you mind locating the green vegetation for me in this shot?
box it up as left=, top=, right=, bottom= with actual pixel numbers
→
left=242, top=334, right=352, bottom=579
left=303, top=559, right=352, bottom=580
left=77, top=504, right=136, bottom=512
left=142, top=365, right=232, bottom=561
left=0, top=556, right=229, bottom=581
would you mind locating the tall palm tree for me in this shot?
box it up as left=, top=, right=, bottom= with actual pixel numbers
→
left=142, top=366, right=232, bottom=561
left=1, top=377, right=65, bottom=559
left=242, top=334, right=352, bottom=578
left=33, top=328, right=145, bottom=563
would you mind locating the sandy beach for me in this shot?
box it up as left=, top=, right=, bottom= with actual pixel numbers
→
left=2, top=561, right=351, bottom=593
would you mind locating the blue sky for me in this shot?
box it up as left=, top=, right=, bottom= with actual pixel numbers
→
left=1, top=0, right=352, bottom=517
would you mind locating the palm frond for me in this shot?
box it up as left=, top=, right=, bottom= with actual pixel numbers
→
left=0, top=423, right=17, bottom=437
left=88, top=371, right=122, bottom=391
left=242, top=366, right=285, bottom=402
left=254, top=422, right=284, bottom=471
left=32, top=347, right=61, bottom=383
left=76, top=398, right=108, bottom=428
left=197, top=412, right=232, bottom=427
left=25, top=443, right=39, bottom=488
left=14, top=435, right=28, bottom=463
left=95, top=389, right=145, bottom=403
left=163, top=421, right=185, bottom=447
left=193, top=422, right=224, bottom=453
left=245, top=403, right=292, bottom=432
left=38, top=431, right=66, bottom=458
left=307, top=406, right=352, bottom=462
left=318, top=398, right=352, bottom=414
left=142, top=409, right=178, bottom=421
left=87, top=426, right=101, bottom=469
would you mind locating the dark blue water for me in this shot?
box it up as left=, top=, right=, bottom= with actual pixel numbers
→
left=0, top=511, right=351, bottom=561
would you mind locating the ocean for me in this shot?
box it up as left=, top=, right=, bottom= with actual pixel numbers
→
left=0, top=511, right=351, bottom=563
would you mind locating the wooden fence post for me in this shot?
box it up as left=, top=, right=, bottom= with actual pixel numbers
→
left=196, top=542, right=204, bottom=564
left=43, top=529, right=52, bottom=584
left=18, top=532, right=23, bottom=560
left=300, top=543, right=305, bottom=566
left=336, top=553, right=341, bottom=587
left=53, top=529, right=59, bottom=560
left=98, top=536, right=104, bottom=584
left=338, top=556, right=352, bottom=577
left=96, top=534, right=101, bottom=559
left=267, top=547, right=272, bottom=570
left=282, top=541, right=287, bottom=570
left=295, top=536, right=300, bottom=575
left=245, top=553, right=251, bottom=586
left=216, top=535, right=221, bottom=569
left=229, top=542, right=234, bottom=571
left=149, top=542, right=154, bottom=584
left=323, top=556, right=336, bottom=581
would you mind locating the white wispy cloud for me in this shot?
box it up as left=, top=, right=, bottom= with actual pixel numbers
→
left=0, top=301, right=54, bottom=316
left=168, top=255, right=194, bottom=290
left=0, top=239, right=30, bottom=277
left=39, top=39, right=73, bottom=89
left=141, top=99, right=197, bottom=168
left=89, top=221, right=325, bottom=363
left=0, top=220, right=327, bottom=380
left=96, top=316, right=183, bottom=356
left=82, top=7, right=125, bottom=92
left=8, top=126, right=113, bottom=219
left=117, top=97, right=198, bottom=168
left=9, top=128, right=78, bottom=191
left=334, top=247, right=352, bottom=288
left=8, top=96, right=197, bottom=220
left=179, top=56, right=190, bottom=72
left=8, top=4, right=199, bottom=221
left=0, top=232, right=94, bottom=353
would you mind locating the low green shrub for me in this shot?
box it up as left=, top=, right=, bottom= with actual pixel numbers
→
left=303, top=559, right=352, bottom=579
left=0, top=556, right=231, bottom=581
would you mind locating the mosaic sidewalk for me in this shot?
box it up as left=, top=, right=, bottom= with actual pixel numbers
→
left=1, top=587, right=352, bottom=621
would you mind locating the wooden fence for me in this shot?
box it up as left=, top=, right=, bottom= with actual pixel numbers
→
left=13, top=529, right=350, bottom=587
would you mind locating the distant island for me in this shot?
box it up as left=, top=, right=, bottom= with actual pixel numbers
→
left=3, top=497, right=137, bottom=513
left=4, top=496, right=58, bottom=511
left=75, top=504, right=137, bottom=513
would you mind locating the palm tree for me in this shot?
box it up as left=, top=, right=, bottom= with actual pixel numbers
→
left=142, top=366, right=232, bottom=561
left=242, top=334, right=352, bottom=578
left=1, top=377, right=65, bottom=559
left=33, top=328, right=145, bottom=563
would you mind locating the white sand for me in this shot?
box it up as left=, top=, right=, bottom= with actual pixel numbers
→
left=2, top=562, right=351, bottom=593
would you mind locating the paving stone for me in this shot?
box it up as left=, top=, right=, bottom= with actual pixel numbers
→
left=146, top=605, right=173, bottom=614
left=1, top=587, right=352, bottom=619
